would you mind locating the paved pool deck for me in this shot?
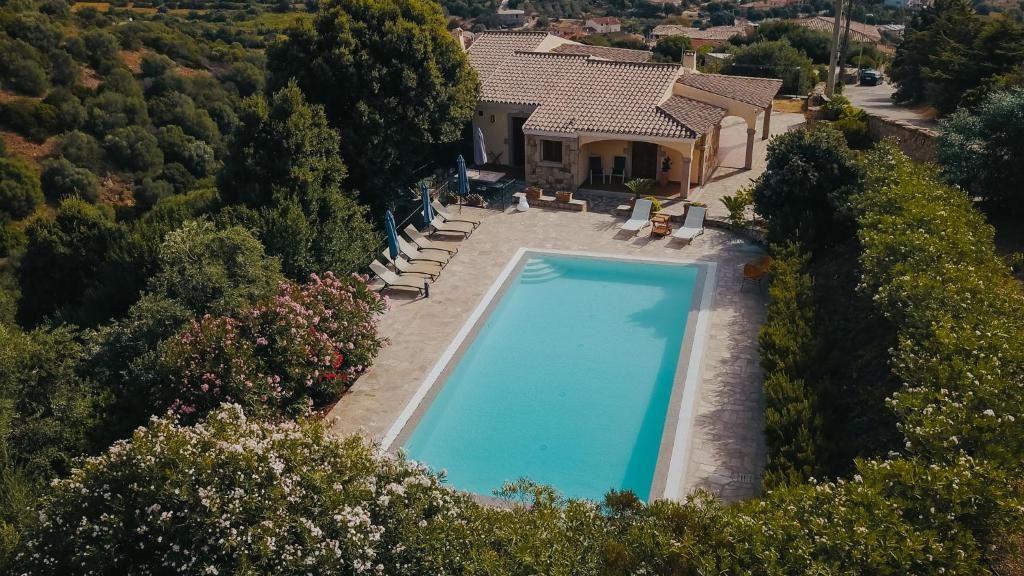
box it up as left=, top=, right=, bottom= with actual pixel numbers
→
left=328, top=208, right=768, bottom=503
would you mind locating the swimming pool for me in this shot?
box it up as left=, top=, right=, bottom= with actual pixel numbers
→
left=386, top=250, right=715, bottom=502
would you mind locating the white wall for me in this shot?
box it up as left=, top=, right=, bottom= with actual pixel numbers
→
left=473, top=103, right=536, bottom=165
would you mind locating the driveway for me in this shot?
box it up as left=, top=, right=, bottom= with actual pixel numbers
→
left=842, top=82, right=937, bottom=129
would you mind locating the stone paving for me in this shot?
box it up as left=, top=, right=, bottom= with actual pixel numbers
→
left=328, top=191, right=769, bottom=503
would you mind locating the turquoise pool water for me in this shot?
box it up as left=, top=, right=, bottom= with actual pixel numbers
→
left=403, top=254, right=699, bottom=501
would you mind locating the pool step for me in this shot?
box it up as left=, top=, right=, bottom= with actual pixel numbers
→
left=520, top=260, right=563, bottom=283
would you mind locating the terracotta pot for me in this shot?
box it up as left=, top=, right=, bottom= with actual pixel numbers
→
left=555, top=190, right=572, bottom=203
left=525, top=187, right=542, bottom=200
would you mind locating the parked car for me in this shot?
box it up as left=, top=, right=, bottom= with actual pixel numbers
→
left=859, top=69, right=883, bottom=86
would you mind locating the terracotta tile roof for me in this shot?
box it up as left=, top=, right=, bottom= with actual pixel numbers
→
left=651, top=25, right=748, bottom=40
left=658, top=96, right=727, bottom=135
left=479, top=51, right=705, bottom=138
left=550, top=43, right=653, bottom=63
left=466, top=31, right=549, bottom=80
left=795, top=16, right=881, bottom=43
left=677, top=73, right=782, bottom=108
left=587, top=16, right=620, bottom=25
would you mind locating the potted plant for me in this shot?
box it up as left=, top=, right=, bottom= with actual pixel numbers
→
left=658, top=155, right=672, bottom=186
left=555, top=190, right=573, bottom=203
left=525, top=186, right=543, bottom=201
left=625, top=178, right=654, bottom=208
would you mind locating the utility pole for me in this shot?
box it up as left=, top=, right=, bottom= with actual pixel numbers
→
left=825, top=0, right=844, bottom=97
left=838, top=0, right=854, bottom=89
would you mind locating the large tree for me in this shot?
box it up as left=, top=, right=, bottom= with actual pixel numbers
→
left=752, top=124, right=863, bottom=251
left=937, top=88, right=1024, bottom=213
left=721, top=40, right=814, bottom=94
left=266, top=0, right=479, bottom=212
left=218, top=82, right=380, bottom=279
left=890, top=0, right=1024, bottom=113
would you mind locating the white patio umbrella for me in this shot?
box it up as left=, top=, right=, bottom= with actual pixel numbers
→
left=473, top=127, right=488, bottom=166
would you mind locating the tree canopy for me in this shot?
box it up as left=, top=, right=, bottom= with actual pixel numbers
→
left=267, top=0, right=479, bottom=212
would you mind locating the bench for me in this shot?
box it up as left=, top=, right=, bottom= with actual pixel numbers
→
left=513, top=192, right=588, bottom=212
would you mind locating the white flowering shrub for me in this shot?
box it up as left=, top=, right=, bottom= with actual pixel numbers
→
left=857, top=141, right=1024, bottom=469
left=17, top=405, right=476, bottom=575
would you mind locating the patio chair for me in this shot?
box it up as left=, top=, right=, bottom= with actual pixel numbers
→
left=672, top=206, right=706, bottom=243
left=398, top=236, right=450, bottom=267
left=428, top=215, right=474, bottom=238
left=432, top=199, right=482, bottom=228
left=370, top=260, right=428, bottom=297
left=588, top=155, right=606, bottom=185
left=403, top=225, right=459, bottom=255
left=610, top=156, right=627, bottom=184
left=620, top=198, right=653, bottom=236
left=742, top=255, right=773, bottom=288
left=381, top=249, right=442, bottom=280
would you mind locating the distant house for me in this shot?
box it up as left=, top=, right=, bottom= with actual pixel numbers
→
left=467, top=31, right=782, bottom=196
left=496, top=7, right=527, bottom=27
left=549, top=19, right=586, bottom=39
left=650, top=25, right=752, bottom=49
left=585, top=16, right=621, bottom=33
left=793, top=15, right=881, bottom=45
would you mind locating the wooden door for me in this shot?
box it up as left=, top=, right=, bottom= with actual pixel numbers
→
left=631, top=141, right=658, bottom=179
left=511, top=117, right=527, bottom=167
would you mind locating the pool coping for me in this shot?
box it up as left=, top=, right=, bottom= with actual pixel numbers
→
left=381, top=247, right=718, bottom=502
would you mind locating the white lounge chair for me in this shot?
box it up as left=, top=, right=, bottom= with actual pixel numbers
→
left=621, top=198, right=653, bottom=236
left=398, top=236, right=450, bottom=267
left=370, top=260, right=428, bottom=296
left=381, top=249, right=442, bottom=280
left=432, top=199, right=482, bottom=228
left=672, top=206, right=706, bottom=243
left=428, top=215, right=474, bottom=238
left=403, top=225, right=459, bottom=255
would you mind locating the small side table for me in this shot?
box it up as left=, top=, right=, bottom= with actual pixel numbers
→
left=650, top=213, right=672, bottom=237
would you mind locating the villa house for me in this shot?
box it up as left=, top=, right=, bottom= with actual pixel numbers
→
left=585, top=16, right=621, bottom=33
left=649, top=25, right=752, bottom=49
left=466, top=31, right=782, bottom=197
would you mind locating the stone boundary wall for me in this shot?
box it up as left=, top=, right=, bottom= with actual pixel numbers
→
left=862, top=112, right=937, bottom=164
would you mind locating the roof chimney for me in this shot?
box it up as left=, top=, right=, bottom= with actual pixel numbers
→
left=682, top=50, right=697, bottom=72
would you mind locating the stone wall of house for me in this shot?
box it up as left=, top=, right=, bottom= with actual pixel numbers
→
left=863, top=113, right=937, bottom=163
left=525, top=134, right=580, bottom=191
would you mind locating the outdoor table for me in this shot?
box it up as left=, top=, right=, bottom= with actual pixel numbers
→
left=466, top=168, right=515, bottom=209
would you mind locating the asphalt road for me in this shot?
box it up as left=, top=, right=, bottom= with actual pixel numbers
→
left=842, top=82, right=937, bottom=129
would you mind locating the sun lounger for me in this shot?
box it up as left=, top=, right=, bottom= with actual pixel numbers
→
left=381, top=249, right=441, bottom=280
left=370, top=260, right=428, bottom=296
left=621, top=198, right=653, bottom=236
left=672, top=206, right=706, bottom=243
left=428, top=215, right=474, bottom=238
left=432, top=200, right=481, bottom=228
left=403, top=225, right=459, bottom=255
left=398, top=236, right=450, bottom=267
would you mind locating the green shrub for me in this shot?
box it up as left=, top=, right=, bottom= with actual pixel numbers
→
left=752, top=124, right=864, bottom=251
left=856, top=140, right=1024, bottom=469
left=0, top=155, right=43, bottom=219
left=832, top=111, right=871, bottom=149
left=132, top=177, right=174, bottom=211
left=55, top=130, right=105, bottom=171
left=40, top=158, right=100, bottom=203
left=0, top=98, right=57, bottom=142
left=104, top=126, right=164, bottom=174
left=42, top=89, right=86, bottom=132
left=155, top=124, right=216, bottom=177
left=0, top=37, right=48, bottom=96
left=759, top=243, right=825, bottom=487
left=0, top=219, right=26, bottom=257
left=719, top=184, right=753, bottom=226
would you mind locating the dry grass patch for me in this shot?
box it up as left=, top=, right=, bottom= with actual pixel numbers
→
left=0, top=131, right=55, bottom=170
left=772, top=98, right=806, bottom=114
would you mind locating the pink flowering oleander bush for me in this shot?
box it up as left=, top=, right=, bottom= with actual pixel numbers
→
left=159, top=271, right=387, bottom=418
left=17, top=404, right=477, bottom=575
